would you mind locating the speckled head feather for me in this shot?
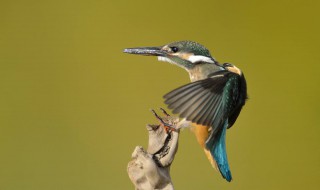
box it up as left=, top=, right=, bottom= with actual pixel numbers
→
left=166, top=41, right=213, bottom=58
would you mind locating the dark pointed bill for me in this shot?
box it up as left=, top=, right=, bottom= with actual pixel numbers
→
left=123, top=46, right=165, bottom=56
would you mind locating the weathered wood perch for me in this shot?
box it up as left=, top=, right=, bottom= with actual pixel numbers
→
left=127, top=109, right=180, bottom=190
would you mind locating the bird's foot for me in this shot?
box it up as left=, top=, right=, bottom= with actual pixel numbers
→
left=151, top=109, right=177, bottom=133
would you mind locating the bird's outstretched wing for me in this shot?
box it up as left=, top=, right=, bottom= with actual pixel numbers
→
left=163, top=70, right=241, bottom=182
left=164, top=70, right=240, bottom=130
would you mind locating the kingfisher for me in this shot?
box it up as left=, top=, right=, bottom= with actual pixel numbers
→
left=123, top=41, right=247, bottom=182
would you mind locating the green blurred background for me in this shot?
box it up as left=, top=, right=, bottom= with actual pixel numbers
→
left=0, top=0, right=319, bottom=189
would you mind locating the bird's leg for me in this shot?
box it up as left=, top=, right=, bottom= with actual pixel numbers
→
left=176, top=118, right=191, bottom=129
left=151, top=109, right=176, bottom=132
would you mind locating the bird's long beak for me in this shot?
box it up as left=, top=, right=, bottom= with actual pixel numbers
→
left=123, top=46, right=165, bottom=56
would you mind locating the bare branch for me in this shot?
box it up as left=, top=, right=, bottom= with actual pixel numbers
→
left=127, top=109, right=180, bottom=190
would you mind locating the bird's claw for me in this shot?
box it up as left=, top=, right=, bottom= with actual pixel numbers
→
left=159, top=108, right=170, bottom=117
left=151, top=109, right=176, bottom=133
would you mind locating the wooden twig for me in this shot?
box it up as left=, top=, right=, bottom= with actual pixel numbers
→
left=127, top=109, right=180, bottom=190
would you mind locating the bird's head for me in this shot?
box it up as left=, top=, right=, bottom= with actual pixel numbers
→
left=124, top=41, right=219, bottom=70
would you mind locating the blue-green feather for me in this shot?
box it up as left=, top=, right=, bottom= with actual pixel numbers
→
left=207, top=120, right=232, bottom=182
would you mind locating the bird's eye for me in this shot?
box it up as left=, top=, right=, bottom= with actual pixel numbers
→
left=171, top=47, right=179, bottom=53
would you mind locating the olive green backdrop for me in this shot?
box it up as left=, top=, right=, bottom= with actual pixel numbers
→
left=0, top=0, right=319, bottom=189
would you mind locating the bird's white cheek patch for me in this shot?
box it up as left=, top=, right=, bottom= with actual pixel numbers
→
left=187, top=55, right=215, bottom=63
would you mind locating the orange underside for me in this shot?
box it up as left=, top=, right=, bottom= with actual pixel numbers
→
left=191, top=123, right=218, bottom=170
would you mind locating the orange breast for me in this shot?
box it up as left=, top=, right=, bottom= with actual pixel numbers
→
left=191, top=123, right=218, bottom=170
left=191, top=123, right=210, bottom=148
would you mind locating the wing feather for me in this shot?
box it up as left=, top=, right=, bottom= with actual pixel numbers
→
left=163, top=70, right=232, bottom=127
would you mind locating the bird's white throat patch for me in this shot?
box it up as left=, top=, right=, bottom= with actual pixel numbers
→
left=158, top=55, right=215, bottom=65
left=157, top=56, right=189, bottom=71
left=157, top=56, right=177, bottom=65
left=187, top=55, right=215, bottom=63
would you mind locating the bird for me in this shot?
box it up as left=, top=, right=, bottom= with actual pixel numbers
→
left=123, top=41, right=248, bottom=182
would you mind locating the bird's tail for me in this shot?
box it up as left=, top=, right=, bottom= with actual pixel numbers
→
left=206, top=121, right=232, bottom=182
